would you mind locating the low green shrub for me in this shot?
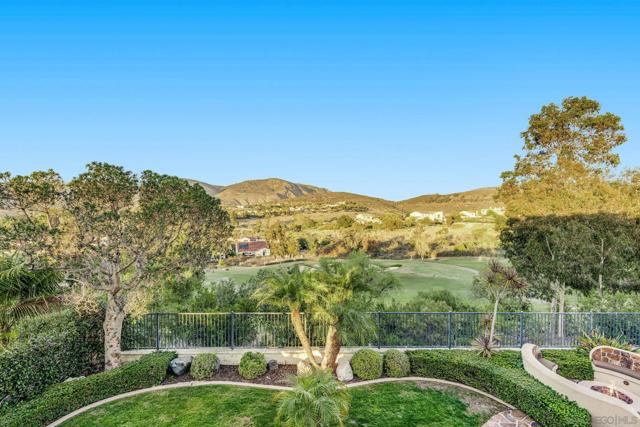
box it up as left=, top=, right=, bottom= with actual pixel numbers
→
left=0, top=310, right=104, bottom=404
left=383, top=349, right=409, bottom=377
left=351, top=349, right=383, bottom=380
left=191, top=353, right=220, bottom=380
left=407, top=350, right=590, bottom=427
left=238, top=352, right=266, bottom=380
left=0, top=351, right=175, bottom=427
left=542, top=350, right=594, bottom=381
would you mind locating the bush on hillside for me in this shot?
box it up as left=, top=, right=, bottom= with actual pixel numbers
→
left=238, top=352, right=267, bottom=380
left=383, top=349, right=410, bottom=377
left=0, top=310, right=104, bottom=404
left=191, top=353, right=220, bottom=380
left=0, top=351, right=175, bottom=427
left=407, top=350, right=590, bottom=427
left=351, top=349, right=383, bottom=380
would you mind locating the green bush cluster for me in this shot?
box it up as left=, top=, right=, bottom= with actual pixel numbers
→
left=383, top=349, right=410, bottom=377
left=407, top=350, right=591, bottom=427
left=0, top=310, right=104, bottom=403
left=238, top=352, right=267, bottom=380
left=542, top=350, right=594, bottom=381
left=191, top=353, right=220, bottom=380
left=351, top=349, right=383, bottom=380
left=0, top=351, right=175, bottom=427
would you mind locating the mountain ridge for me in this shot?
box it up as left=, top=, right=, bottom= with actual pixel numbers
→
left=188, top=178, right=500, bottom=213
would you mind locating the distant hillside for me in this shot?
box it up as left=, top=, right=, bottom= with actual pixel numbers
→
left=189, top=177, right=501, bottom=213
left=398, top=187, right=500, bottom=213
left=214, top=178, right=328, bottom=206
left=186, top=179, right=225, bottom=197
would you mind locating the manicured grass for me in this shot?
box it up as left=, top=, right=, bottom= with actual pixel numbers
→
left=62, top=382, right=489, bottom=427
left=206, top=257, right=488, bottom=304
left=347, top=382, right=487, bottom=427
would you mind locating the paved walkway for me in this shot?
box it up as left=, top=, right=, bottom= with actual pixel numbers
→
left=483, top=410, right=537, bottom=427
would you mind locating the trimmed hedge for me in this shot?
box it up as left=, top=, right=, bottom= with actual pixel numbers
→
left=191, top=353, right=220, bottom=380
left=383, top=349, right=410, bottom=378
left=351, top=349, right=383, bottom=380
left=407, top=350, right=590, bottom=427
left=0, top=310, right=104, bottom=404
left=542, top=350, right=594, bottom=381
left=0, top=351, right=175, bottom=427
left=238, top=352, right=267, bottom=380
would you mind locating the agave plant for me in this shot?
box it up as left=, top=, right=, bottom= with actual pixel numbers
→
left=274, top=369, right=351, bottom=427
left=0, top=255, right=63, bottom=341
left=577, top=330, right=632, bottom=355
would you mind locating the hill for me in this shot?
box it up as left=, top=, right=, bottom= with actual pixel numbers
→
left=214, top=178, right=328, bottom=206
left=398, top=187, right=499, bottom=213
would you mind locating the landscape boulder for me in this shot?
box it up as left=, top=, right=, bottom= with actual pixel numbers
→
left=336, top=360, right=353, bottom=382
left=170, top=356, right=193, bottom=376
left=267, top=359, right=279, bottom=372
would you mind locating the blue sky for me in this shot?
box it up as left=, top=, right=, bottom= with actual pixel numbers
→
left=1, top=1, right=639, bottom=200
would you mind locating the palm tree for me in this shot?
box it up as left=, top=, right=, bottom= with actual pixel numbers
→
left=254, top=265, right=324, bottom=368
left=274, top=368, right=351, bottom=427
left=0, top=255, right=63, bottom=341
left=311, top=253, right=398, bottom=370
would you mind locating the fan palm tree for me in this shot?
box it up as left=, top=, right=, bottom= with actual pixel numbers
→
left=311, top=253, right=398, bottom=370
left=0, top=255, right=63, bottom=341
left=254, top=265, right=324, bottom=368
left=274, top=368, right=351, bottom=427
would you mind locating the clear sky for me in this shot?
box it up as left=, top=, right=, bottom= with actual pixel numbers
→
left=1, top=1, right=639, bottom=200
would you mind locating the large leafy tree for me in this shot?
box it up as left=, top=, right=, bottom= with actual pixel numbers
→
left=498, top=96, right=631, bottom=217
left=0, top=163, right=231, bottom=368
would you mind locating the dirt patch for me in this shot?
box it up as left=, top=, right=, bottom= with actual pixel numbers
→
left=162, top=364, right=297, bottom=386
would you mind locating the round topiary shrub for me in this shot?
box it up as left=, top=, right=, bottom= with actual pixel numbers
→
left=383, top=349, right=410, bottom=377
left=191, top=353, right=220, bottom=380
left=350, top=349, right=383, bottom=380
left=238, top=352, right=267, bottom=380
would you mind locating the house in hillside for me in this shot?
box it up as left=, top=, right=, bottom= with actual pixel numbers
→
left=479, top=207, right=506, bottom=216
left=409, top=211, right=445, bottom=223
left=460, top=210, right=479, bottom=219
left=355, top=213, right=382, bottom=224
left=234, top=237, right=271, bottom=257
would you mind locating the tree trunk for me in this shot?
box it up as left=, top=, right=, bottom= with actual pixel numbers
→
left=599, top=238, right=605, bottom=297
left=291, top=310, right=319, bottom=368
left=321, top=325, right=340, bottom=371
left=104, top=291, right=126, bottom=370
left=488, top=298, right=500, bottom=346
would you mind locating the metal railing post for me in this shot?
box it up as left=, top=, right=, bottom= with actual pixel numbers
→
left=230, top=312, right=235, bottom=349
left=377, top=312, right=381, bottom=349
left=519, top=312, right=524, bottom=347
left=155, top=313, right=160, bottom=351
left=448, top=311, right=452, bottom=349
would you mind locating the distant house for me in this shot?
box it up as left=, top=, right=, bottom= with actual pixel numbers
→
left=460, top=210, right=479, bottom=219
left=409, top=211, right=445, bottom=223
left=355, top=213, right=382, bottom=224
left=235, top=237, right=271, bottom=257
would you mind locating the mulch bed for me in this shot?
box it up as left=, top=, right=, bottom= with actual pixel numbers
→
left=162, top=364, right=297, bottom=386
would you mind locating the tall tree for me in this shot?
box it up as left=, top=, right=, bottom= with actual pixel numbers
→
left=0, top=163, right=231, bottom=368
left=254, top=265, right=323, bottom=368
left=498, top=96, right=629, bottom=217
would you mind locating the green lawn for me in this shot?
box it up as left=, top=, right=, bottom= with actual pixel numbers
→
left=206, top=257, right=488, bottom=304
left=62, top=382, right=490, bottom=427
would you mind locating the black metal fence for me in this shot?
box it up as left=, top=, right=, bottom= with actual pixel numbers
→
left=121, top=312, right=640, bottom=351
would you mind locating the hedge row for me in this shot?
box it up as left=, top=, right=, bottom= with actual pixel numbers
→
left=542, top=350, right=594, bottom=381
left=0, top=310, right=104, bottom=403
left=406, top=350, right=591, bottom=427
left=0, top=351, right=175, bottom=427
